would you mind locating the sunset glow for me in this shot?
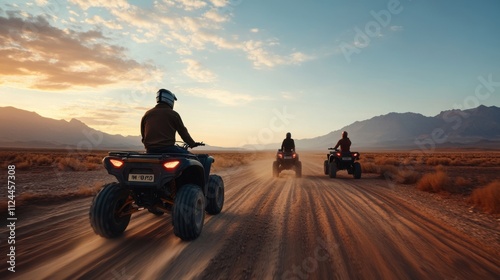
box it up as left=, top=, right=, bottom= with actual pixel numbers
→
left=1, top=0, right=499, bottom=147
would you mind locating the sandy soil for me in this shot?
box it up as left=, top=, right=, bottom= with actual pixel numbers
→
left=1, top=154, right=499, bottom=279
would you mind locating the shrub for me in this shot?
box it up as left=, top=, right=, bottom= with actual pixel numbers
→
left=469, top=181, right=500, bottom=214
left=374, top=157, right=400, bottom=166
left=33, top=155, right=53, bottom=166
left=417, top=170, right=451, bottom=193
left=57, top=158, right=88, bottom=171
left=426, top=157, right=452, bottom=166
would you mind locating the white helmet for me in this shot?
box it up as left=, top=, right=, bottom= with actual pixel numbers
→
left=156, top=88, right=177, bottom=108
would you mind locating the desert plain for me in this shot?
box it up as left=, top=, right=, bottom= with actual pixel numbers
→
left=0, top=148, right=499, bottom=279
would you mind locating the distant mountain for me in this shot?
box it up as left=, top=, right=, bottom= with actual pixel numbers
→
left=247, top=105, right=500, bottom=151
left=0, top=106, right=143, bottom=150
left=1, top=105, right=499, bottom=151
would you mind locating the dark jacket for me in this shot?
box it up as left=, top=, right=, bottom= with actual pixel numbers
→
left=141, top=103, right=196, bottom=150
left=334, top=137, right=351, bottom=152
left=281, top=138, right=295, bottom=152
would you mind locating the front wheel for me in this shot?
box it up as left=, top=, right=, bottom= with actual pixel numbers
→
left=173, top=184, right=205, bottom=241
left=206, top=175, right=224, bottom=215
left=353, top=162, right=362, bottom=179
left=89, top=182, right=132, bottom=238
left=323, top=160, right=329, bottom=175
left=329, top=161, right=337, bottom=178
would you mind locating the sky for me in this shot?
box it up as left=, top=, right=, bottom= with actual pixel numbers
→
left=1, top=0, right=499, bottom=148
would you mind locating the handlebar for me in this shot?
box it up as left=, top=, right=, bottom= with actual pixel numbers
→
left=328, top=148, right=339, bottom=151
left=175, top=141, right=205, bottom=150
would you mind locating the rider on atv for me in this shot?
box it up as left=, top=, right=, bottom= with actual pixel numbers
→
left=281, top=132, right=295, bottom=152
left=141, top=88, right=200, bottom=154
left=333, top=131, right=351, bottom=153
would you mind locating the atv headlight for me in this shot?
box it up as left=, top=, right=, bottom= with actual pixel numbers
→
left=163, top=160, right=180, bottom=170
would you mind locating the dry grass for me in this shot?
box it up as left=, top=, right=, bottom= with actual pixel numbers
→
left=469, top=181, right=500, bottom=214
left=358, top=151, right=500, bottom=168
left=417, top=169, right=452, bottom=193
left=0, top=150, right=107, bottom=171
left=377, top=165, right=420, bottom=184
left=0, top=149, right=262, bottom=172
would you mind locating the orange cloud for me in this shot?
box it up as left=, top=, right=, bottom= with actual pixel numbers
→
left=0, top=13, right=156, bottom=90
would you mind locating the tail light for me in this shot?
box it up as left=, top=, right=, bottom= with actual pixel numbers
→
left=292, top=153, right=297, bottom=159
left=110, top=159, right=124, bottom=168
left=163, top=160, right=180, bottom=170
left=336, top=152, right=341, bottom=157
left=278, top=153, right=283, bottom=159
left=353, top=153, right=358, bottom=157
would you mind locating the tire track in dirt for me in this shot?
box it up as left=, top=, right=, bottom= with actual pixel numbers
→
left=1, top=154, right=499, bottom=279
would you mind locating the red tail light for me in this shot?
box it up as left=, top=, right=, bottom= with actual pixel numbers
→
left=353, top=153, right=358, bottom=157
left=292, top=153, right=297, bottom=159
left=163, top=160, right=180, bottom=170
left=110, top=159, right=124, bottom=168
left=336, top=152, right=341, bottom=157
left=278, top=153, right=283, bottom=159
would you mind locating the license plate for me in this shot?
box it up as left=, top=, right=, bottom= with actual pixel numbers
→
left=284, top=156, right=293, bottom=159
left=128, top=174, right=154, bottom=182
left=342, top=157, right=352, bottom=161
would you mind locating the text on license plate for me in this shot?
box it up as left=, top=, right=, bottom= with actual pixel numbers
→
left=128, top=174, right=154, bottom=182
left=284, top=156, right=293, bottom=159
left=342, top=157, right=352, bottom=161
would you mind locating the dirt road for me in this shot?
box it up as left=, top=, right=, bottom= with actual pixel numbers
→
left=1, top=154, right=499, bottom=279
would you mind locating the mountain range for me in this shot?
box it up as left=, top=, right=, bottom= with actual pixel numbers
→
left=0, top=105, right=499, bottom=151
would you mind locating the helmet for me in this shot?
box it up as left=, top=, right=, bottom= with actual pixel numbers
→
left=286, top=132, right=291, bottom=139
left=342, top=131, right=348, bottom=138
left=156, top=88, right=177, bottom=108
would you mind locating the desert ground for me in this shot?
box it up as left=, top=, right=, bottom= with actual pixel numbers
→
left=0, top=149, right=499, bottom=279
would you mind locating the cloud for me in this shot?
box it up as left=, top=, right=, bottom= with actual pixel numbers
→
left=243, top=40, right=315, bottom=68
left=182, top=59, right=217, bottom=82
left=185, top=88, right=262, bottom=106
left=281, top=92, right=296, bottom=100
left=167, top=0, right=208, bottom=11
left=0, top=13, right=156, bottom=90
left=85, top=15, right=123, bottom=30
left=210, top=0, right=229, bottom=8
left=75, top=0, right=314, bottom=70
left=68, top=0, right=130, bottom=11
left=203, top=8, right=229, bottom=23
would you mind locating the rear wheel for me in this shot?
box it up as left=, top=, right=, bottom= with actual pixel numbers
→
left=295, top=161, right=302, bottom=178
left=323, top=160, right=329, bottom=175
left=173, top=184, right=205, bottom=241
left=353, top=162, right=362, bottom=179
left=329, top=161, right=337, bottom=178
left=273, top=161, right=279, bottom=177
left=206, top=175, right=224, bottom=215
left=89, top=182, right=132, bottom=238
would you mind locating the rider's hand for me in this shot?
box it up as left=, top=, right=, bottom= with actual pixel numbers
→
left=191, top=142, right=204, bottom=148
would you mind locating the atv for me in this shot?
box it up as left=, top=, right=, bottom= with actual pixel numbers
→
left=89, top=142, right=224, bottom=241
left=324, top=148, right=362, bottom=179
left=273, top=149, right=302, bottom=178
